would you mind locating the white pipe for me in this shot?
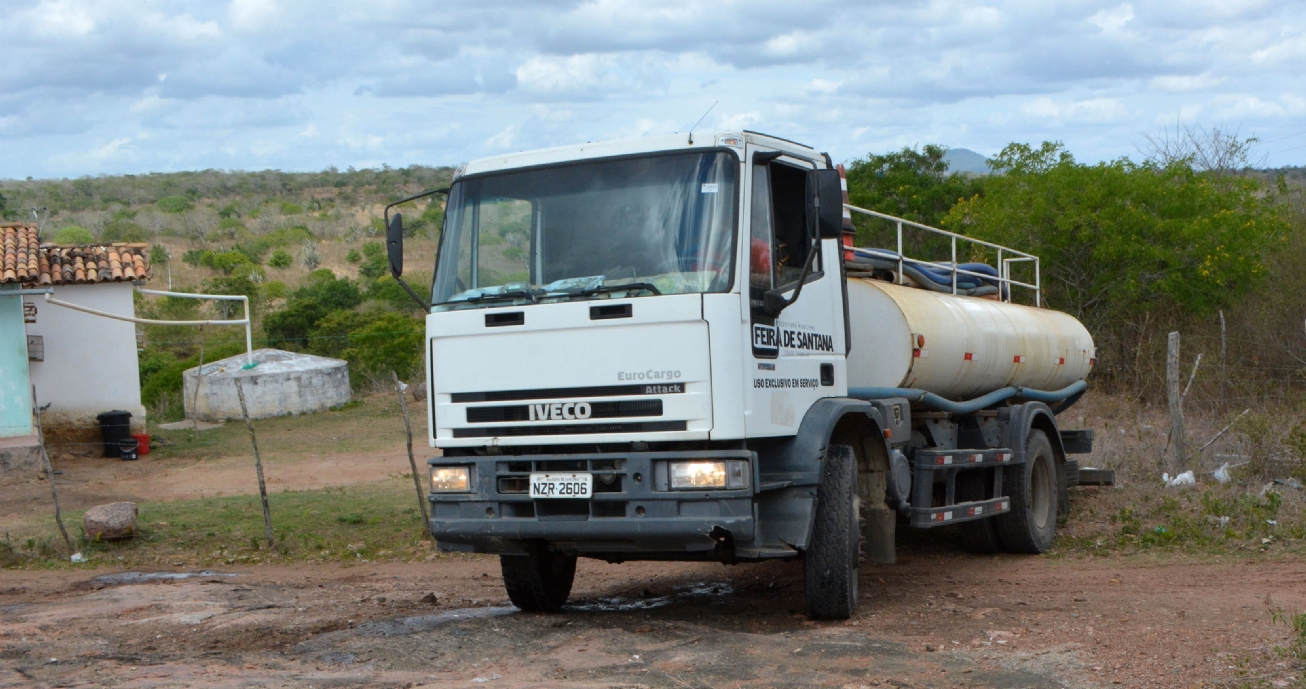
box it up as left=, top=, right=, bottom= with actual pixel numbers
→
left=44, top=290, right=254, bottom=365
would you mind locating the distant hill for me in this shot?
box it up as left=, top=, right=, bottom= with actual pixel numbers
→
left=943, top=148, right=990, bottom=175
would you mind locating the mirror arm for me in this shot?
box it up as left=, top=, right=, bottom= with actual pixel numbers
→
left=382, top=186, right=448, bottom=315
left=383, top=186, right=451, bottom=226
left=763, top=235, right=820, bottom=317
left=394, top=275, right=431, bottom=313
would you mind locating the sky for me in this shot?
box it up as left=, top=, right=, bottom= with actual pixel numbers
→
left=2, top=0, right=1304, bottom=179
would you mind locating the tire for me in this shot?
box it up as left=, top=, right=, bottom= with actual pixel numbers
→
left=994, top=429, right=1058, bottom=554
left=956, top=469, right=1003, bottom=554
left=804, top=444, right=860, bottom=620
left=500, top=543, right=577, bottom=612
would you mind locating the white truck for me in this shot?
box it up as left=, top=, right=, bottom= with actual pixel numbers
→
left=382, top=131, right=1096, bottom=619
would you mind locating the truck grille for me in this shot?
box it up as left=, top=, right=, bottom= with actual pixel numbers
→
left=453, top=420, right=686, bottom=438
left=466, top=399, right=662, bottom=424
left=452, top=382, right=684, bottom=403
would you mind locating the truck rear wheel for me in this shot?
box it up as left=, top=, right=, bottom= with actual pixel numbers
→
left=500, top=543, right=576, bottom=612
left=994, top=429, right=1057, bottom=554
left=804, top=444, right=860, bottom=620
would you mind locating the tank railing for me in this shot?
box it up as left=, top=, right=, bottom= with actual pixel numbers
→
left=844, top=205, right=1041, bottom=306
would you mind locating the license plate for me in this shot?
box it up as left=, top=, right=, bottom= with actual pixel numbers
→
left=529, top=473, right=592, bottom=499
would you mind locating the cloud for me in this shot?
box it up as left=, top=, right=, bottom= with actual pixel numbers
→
left=1, top=0, right=1305, bottom=176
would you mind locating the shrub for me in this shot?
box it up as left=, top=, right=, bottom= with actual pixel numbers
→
left=263, top=272, right=362, bottom=347
left=53, top=225, right=94, bottom=244
left=280, top=202, right=304, bottom=215
left=358, top=241, right=388, bottom=279
left=340, top=313, right=425, bottom=387
left=100, top=220, right=152, bottom=242
left=268, top=249, right=293, bottom=268
left=262, top=280, right=287, bottom=300
left=369, top=274, right=429, bottom=312
left=218, top=203, right=240, bottom=219
left=345, top=249, right=362, bottom=264
left=157, top=195, right=194, bottom=214
left=298, top=241, right=321, bottom=270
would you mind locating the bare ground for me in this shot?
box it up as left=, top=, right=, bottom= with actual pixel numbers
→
left=3, top=543, right=1304, bottom=688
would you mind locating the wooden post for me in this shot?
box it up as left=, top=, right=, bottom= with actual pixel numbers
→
left=234, top=379, right=274, bottom=549
left=32, top=387, right=74, bottom=556
left=1167, top=332, right=1186, bottom=471
left=1219, top=310, right=1228, bottom=417
left=393, top=371, right=431, bottom=534
left=192, top=325, right=206, bottom=441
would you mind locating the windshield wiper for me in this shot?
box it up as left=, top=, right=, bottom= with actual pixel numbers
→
left=461, top=288, right=544, bottom=305
left=569, top=282, right=662, bottom=298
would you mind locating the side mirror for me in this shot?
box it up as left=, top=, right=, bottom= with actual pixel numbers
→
left=386, top=213, right=404, bottom=277
left=807, top=168, right=844, bottom=239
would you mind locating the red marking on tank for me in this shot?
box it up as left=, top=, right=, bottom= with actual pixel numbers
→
left=1013, top=355, right=1025, bottom=363
left=964, top=352, right=973, bottom=361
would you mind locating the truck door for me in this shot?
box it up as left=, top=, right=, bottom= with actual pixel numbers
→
left=744, top=149, right=846, bottom=437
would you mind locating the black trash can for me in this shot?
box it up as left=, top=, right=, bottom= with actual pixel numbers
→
left=96, top=410, right=132, bottom=458
left=118, top=437, right=139, bottom=461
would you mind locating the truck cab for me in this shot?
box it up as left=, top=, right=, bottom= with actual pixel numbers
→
left=383, top=131, right=1094, bottom=619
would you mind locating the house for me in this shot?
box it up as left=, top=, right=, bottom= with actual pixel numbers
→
left=1, top=223, right=151, bottom=461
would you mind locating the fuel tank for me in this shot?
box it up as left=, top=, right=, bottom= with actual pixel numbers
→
left=846, top=278, right=1095, bottom=400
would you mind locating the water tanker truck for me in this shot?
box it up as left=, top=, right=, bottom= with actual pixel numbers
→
left=382, top=131, right=1096, bottom=619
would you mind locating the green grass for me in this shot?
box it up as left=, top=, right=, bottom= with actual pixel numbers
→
left=1053, top=485, right=1305, bottom=557
left=145, top=391, right=425, bottom=463
left=2, top=479, right=435, bottom=570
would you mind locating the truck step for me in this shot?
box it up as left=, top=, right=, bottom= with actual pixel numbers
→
left=911, top=497, right=1010, bottom=527
left=1077, top=467, right=1116, bottom=486
left=1060, top=429, right=1094, bottom=454
left=912, top=448, right=1020, bottom=470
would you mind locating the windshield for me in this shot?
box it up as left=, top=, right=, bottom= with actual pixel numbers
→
left=431, top=151, right=738, bottom=309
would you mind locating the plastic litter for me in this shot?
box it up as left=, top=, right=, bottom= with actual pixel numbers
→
left=70, top=552, right=84, bottom=563
left=1273, top=477, right=1304, bottom=490
left=1213, top=463, right=1232, bottom=485
left=1162, top=470, right=1195, bottom=487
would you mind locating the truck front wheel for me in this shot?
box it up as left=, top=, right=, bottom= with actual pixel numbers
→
left=994, top=429, right=1058, bottom=554
left=500, top=543, right=577, bottom=612
left=804, top=444, right=860, bottom=620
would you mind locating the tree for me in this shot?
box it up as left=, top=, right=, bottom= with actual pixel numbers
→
left=943, top=142, right=1287, bottom=364
left=844, top=144, right=985, bottom=230
left=157, top=195, right=194, bottom=214
left=53, top=225, right=95, bottom=244
left=268, top=249, right=293, bottom=268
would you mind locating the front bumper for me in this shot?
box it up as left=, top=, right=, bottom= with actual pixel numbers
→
left=427, top=450, right=756, bottom=556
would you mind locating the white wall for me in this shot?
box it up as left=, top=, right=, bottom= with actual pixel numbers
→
left=23, top=284, right=145, bottom=431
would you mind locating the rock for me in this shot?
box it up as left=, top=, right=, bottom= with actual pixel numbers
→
left=420, top=592, right=438, bottom=606
left=83, top=502, right=138, bottom=540
left=410, top=382, right=427, bottom=401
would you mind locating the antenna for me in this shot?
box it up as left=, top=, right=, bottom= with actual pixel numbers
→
left=687, top=101, right=718, bottom=145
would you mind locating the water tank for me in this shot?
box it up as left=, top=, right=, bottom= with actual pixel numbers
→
left=182, top=349, right=350, bottom=421
left=846, top=279, right=1094, bottom=400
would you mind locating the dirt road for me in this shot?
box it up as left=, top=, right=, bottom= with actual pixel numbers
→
left=3, top=546, right=1302, bottom=688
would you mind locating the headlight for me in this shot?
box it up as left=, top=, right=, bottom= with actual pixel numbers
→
left=669, top=460, right=750, bottom=490
left=430, top=466, right=471, bottom=492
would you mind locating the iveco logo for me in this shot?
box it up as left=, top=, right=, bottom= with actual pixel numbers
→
left=529, top=402, right=593, bottom=421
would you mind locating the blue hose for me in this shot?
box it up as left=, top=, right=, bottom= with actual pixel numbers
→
left=847, top=380, right=1088, bottom=415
